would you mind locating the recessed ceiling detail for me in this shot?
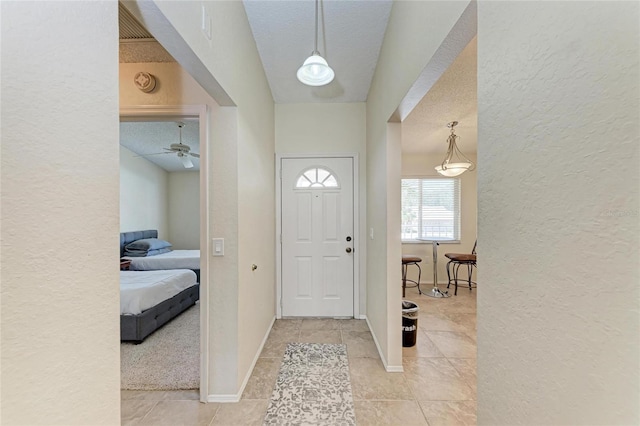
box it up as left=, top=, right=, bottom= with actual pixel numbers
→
left=243, top=0, right=392, bottom=103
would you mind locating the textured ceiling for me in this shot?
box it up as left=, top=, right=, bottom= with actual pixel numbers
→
left=402, top=37, right=477, bottom=155
left=243, top=0, right=392, bottom=103
left=120, top=121, right=200, bottom=172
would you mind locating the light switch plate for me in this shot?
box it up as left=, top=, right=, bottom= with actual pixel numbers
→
left=212, top=238, right=224, bottom=256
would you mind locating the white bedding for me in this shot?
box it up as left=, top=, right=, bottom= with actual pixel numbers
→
left=120, top=269, right=197, bottom=315
left=124, top=250, right=200, bottom=271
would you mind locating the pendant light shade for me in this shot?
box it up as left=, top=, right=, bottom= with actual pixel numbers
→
left=297, top=0, right=334, bottom=86
left=297, top=53, right=335, bottom=86
left=435, top=121, right=475, bottom=177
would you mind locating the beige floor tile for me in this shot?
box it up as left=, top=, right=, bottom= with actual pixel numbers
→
left=402, top=331, right=444, bottom=358
left=242, top=358, right=281, bottom=399
left=137, top=400, right=219, bottom=426
left=349, top=357, right=413, bottom=400
left=272, top=319, right=302, bottom=332
left=121, top=399, right=158, bottom=426
left=340, top=319, right=370, bottom=332
left=343, top=331, right=379, bottom=358
left=261, top=328, right=299, bottom=358
left=300, top=318, right=342, bottom=330
left=298, top=329, right=342, bottom=343
left=419, top=400, right=477, bottom=426
left=210, top=399, right=269, bottom=426
left=403, top=358, right=474, bottom=401
left=447, top=358, right=477, bottom=394
left=354, top=400, right=428, bottom=425
left=426, top=331, right=476, bottom=358
left=418, top=313, right=467, bottom=333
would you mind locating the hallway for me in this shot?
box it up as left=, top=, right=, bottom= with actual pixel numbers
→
left=121, top=283, right=476, bottom=425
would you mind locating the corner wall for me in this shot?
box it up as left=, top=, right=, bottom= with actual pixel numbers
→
left=120, top=146, right=169, bottom=238
left=1, top=2, right=121, bottom=424
left=477, top=2, right=639, bottom=424
left=366, top=0, right=472, bottom=369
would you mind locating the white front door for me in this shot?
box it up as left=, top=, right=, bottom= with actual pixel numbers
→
left=281, top=157, right=354, bottom=317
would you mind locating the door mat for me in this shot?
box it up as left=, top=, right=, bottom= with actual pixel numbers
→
left=263, top=343, right=356, bottom=425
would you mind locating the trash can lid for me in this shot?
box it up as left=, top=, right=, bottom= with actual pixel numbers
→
left=402, top=300, right=418, bottom=312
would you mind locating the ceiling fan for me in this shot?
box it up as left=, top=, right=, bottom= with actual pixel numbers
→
left=141, top=122, right=200, bottom=168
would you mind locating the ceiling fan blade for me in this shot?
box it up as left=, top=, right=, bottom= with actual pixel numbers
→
left=163, top=147, right=174, bottom=152
left=180, top=155, right=194, bottom=169
left=133, top=152, right=172, bottom=158
left=189, top=153, right=200, bottom=158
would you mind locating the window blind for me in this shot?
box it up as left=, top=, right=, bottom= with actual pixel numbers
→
left=401, top=178, right=460, bottom=241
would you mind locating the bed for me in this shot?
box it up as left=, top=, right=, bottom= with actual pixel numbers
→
left=120, top=269, right=199, bottom=343
left=120, top=230, right=201, bottom=282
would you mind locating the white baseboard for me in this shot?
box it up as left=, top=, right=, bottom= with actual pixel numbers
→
left=358, top=314, right=367, bottom=320
left=207, top=315, right=276, bottom=403
left=363, top=316, right=404, bottom=373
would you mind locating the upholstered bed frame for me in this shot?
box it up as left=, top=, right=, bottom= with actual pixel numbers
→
left=120, top=229, right=200, bottom=343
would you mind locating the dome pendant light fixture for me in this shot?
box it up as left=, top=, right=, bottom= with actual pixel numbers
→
left=297, top=0, right=334, bottom=86
left=435, top=121, right=475, bottom=177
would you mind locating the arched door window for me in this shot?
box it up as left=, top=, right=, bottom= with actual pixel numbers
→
left=295, top=167, right=339, bottom=188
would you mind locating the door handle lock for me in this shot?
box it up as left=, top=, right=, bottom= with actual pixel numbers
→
left=346, top=247, right=352, bottom=253
left=346, top=236, right=352, bottom=242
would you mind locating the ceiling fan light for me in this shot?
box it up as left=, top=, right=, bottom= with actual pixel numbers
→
left=179, top=154, right=194, bottom=169
left=435, top=162, right=472, bottom=177
left=297, top=54, right=335, bottom=86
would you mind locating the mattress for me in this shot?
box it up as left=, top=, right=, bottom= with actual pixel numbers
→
left=124, top=249, right=200, bottom=271
left=120, top=269, right=197, bottom=315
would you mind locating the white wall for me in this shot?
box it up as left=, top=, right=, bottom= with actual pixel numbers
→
left=276, top=103, right=367, bottom=314
left=366, top=0, right=472, bottom=370
left=168, top=171, right=200, bottom=249
left=401, top=153, right=477, bottom=286
left=123, top=0, right=275, bottom=399
left=120, top=146, right=169, bottom=238
left=1, top=2, right=120, bottom=424
left=478, top=2, right=639, bottom=424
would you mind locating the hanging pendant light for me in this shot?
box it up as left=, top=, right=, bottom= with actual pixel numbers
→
left=297, top=0, right=334, bottom=86
left=435, top=121, right=475, bottom=177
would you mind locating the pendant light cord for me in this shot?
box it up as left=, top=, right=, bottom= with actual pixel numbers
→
left=314, top=0, right=319, bottom=54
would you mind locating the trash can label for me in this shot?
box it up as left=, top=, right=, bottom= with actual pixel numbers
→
left=402, top=324, right=416, bottom=332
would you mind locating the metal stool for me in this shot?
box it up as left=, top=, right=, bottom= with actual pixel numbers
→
left=445, top=241, right=477, bottom=296
left=402, top=255, right=423, bottom=297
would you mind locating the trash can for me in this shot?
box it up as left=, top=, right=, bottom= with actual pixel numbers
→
left=402, top=300, right=419, bottom=347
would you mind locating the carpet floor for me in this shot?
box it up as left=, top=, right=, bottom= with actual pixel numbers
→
left=263, top=343, right=355, bottom=425
left=121, top=303, right=199, bottom=390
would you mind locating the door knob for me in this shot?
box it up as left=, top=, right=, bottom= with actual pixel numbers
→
left=346, top=247, right=352, bottom=253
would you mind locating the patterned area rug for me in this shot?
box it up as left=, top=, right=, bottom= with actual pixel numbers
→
left=120, top=303, right=199, bottom=390
left=263, top=343, right=356, bottom=425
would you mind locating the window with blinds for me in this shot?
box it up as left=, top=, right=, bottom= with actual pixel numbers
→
left=401, top=178, right=460, bottom=242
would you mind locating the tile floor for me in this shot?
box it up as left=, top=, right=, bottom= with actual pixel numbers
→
left=122, top=283, right=477, bottom=425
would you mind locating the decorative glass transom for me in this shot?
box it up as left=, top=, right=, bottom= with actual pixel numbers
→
left=295, top=167, right=339, bottom=188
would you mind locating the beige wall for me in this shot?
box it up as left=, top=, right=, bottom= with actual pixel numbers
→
left=477, top=1, right=639, bottom=424
left=1, top=2, right=121, bottom=424
left=367, top=0, right=472, bottom=370
left=120, top=146, right=170, bottom=238
left=276, top=103, right=367, bottom=314
left=129, top=0, right=276, bottom=398
left=168, top=171, right=200, bottom=250
left=401, top=153, right=477, bottom=287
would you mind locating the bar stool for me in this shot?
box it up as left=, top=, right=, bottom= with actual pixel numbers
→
left=402, top=255, right=423, bottom=297
left=445, top=240, right=477, bottom=296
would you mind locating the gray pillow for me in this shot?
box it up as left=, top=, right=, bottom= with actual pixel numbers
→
left=146, top=247, right=172, bottom=256
left=125, top=238, right=172, bottom=251
left=124, top=238, right=172, bottom=257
